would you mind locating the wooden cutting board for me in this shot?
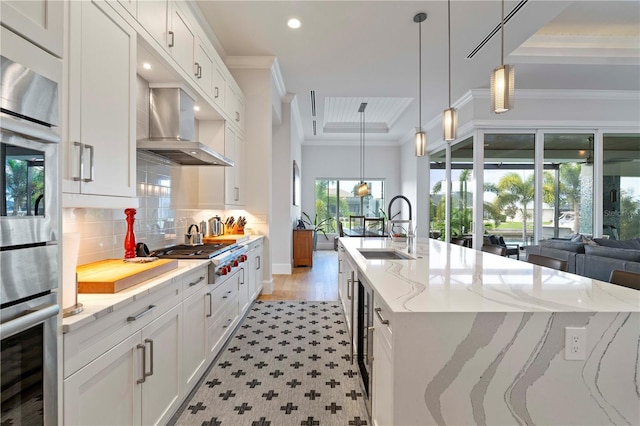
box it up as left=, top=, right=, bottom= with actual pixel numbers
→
left=204, top=235, right=249, bottom=244
left=77, top=259, right=179, bottom=294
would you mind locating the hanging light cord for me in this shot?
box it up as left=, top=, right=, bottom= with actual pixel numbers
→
left=500, top=0, right=504, bottom=66
left=418, top=19, right=422, bottom=131
left=448, top=0, right=451, bottom=108
left=361, top=108, right=366, bottom=183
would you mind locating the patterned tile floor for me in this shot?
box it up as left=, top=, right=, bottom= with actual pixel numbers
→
left=169, top=300, right=370, bottom=426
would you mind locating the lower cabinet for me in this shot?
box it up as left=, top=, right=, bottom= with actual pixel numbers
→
left=372, top=300, right=394, bottom=426
left=248, top=239, right=263, bottom=299
left=182, top=284, right=209, bottom=393
left=64, top=303, right=182, bottom=426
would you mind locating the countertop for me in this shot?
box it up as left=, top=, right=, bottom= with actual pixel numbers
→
left=62, top=259, right=210, bottom=333
left=340, top=237, right=640, bottom=314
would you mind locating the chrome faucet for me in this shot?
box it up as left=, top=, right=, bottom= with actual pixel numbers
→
left=387, top=195, right=414, bottom=252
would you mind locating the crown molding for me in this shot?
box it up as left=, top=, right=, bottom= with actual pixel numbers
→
left=287, top=94, right=304, bottom=143
left=270, top=58, right=287, bottom=100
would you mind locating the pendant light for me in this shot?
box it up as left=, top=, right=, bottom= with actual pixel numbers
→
left=443, top=0, right=457, bottom=141
left=357, top=102, right=369, bottom=197
left=414, top=12, right=427, bottom=157
left=491, top=0, right=514, bottom=113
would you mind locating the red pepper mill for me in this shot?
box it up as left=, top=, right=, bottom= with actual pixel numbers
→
left=124, top=208, right=137, bottom=259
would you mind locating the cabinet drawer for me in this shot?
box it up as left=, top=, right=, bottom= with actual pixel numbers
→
left=181, top=266, right=208, bottom=299
left=208, top=272, right=239, bottom=318
left=64, top=278, right=181, bottom=378
left=208, top=296, right=238, bottom=355
left=373, top=298, right=392, bottom=349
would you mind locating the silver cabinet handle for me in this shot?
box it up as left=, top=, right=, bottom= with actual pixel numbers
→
left=234, top=187, right=239, bottom=201
left=338, top=259, right=342, bottom=274
left=374, top=307, right=389, bottom=325
left=194, top=62, right=200, bottom=78
left=349, top=273, right=355, bottom=365
left=235, top=111, right=240, bottom=122
left=0, top=304, right=59, bottom=339
left=73, top=141, right=83, bottom=181
left=206, top=293, right=212, bottom=318
left=214, top=87, right=219, bottom=99
left=241, top=267, right=245, bottom=285
left=367, top=326, right=375, bottom=364
left=144, top=338, right=154, bottom=378
left=168, top=30, right=175, bottom=47
left=127, top=305, right=156, bottom=322
left=256, top=255, right=261, bottom=270
left=222, top=290, right=232, bottom=299
left=189, top=275, right=205, bottom=286
left=198, top=64, right=202, bottom=78
left=137, top=343, right=146, bottom=384
left=222, top=318, right=232, bottom=329
left=84, top=144, right=94, bottom=182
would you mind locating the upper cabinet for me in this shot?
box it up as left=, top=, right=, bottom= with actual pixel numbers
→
left=136, top=0, right=168, bottom=49
left=226, top=81, right=245, bottom=133
left=194, top=36, right=213, bottom=94
left=63, top=0, right=137, bottom=207
left=0, top=0, right=64, bottom=57
left=167, top=2, right=195, bottom=77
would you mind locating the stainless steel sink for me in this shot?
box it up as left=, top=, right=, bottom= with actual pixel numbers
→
left=357, top=249, right=415, bottom=260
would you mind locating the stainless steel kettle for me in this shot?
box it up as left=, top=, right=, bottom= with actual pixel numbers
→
left=208, top=216, right=224, bottom=236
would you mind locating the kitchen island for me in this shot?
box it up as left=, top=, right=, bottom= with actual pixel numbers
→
left=340, top=237, right=640, bottom=426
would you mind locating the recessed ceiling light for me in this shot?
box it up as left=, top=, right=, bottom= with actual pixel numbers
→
left=142, top=62, right=152, bottom=70
left=287, top=18, right=301, bottom=29
left=194, top=105, right=200, bottom=111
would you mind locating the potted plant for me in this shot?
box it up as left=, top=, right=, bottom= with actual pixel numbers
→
left=302, top=212, right=330, bottom=251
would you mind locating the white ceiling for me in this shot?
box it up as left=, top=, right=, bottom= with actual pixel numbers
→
left=195, top=1, right=640, bottom=145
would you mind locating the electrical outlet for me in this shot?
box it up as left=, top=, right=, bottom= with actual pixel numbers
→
left=565, top=327, right=587, bottom=360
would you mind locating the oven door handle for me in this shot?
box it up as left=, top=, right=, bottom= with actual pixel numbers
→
left=0, top=304, right=59, bottom=339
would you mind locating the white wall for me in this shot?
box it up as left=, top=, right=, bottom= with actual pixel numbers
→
left=271, top=95, right=303, bottom=274
left=301, top=144, right=401, bottom=240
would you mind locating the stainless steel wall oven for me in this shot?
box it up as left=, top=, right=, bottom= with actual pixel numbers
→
left=1, top=28, right=61, bottom=426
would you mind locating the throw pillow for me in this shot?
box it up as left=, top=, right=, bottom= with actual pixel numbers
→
left=539, top=240, right=586, bottom=253
left=584, top=245, right=640, bottom=262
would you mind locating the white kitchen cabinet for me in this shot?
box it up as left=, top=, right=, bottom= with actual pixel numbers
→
left=206, top=270, right=240, bottom=358
left=182, top=284, right=209, bottom=393
left=338, top=244, right=356, bottom=335
left=64, top=303, right=182, bottom=426
left=167, top=1, right=194, bottom=77
left=194, top=36, right=214, bottom=94
left=0, top=0, right=64, bottom=57
left=224, top=125, right=245, bottom=207
left=247, top=239, right=263, bottom=300
left=64, top=0, right=137, bottom=206
left=212, top=60, right=227, bottom=110
left=136, top=0, right=167, bottom=50
left=197, top=121, right=245, bottom=209
left=226, top=82, right=245, bottom=132
left=372, top=299, right=394, bottom=426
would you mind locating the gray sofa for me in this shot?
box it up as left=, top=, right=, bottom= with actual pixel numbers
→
left=524, top=237, right=640, bottom=282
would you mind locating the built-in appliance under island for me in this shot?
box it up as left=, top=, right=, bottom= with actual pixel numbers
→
left=340, top=237, right=640, bottom=426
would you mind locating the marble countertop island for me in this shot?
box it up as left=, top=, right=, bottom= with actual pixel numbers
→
left=340, top=237, right=640, bottom=313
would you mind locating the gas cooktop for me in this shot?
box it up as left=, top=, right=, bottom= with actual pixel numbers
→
left=151, top=243, right=236, bottom=259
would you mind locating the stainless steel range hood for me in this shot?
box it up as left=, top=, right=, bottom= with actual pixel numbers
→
left=137, top=87, right=233, bottom=166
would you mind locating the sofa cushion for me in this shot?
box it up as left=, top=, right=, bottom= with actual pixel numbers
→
left=539, top=239, right=586, bottom=253
left=593, top=238, right=640, bottom=250
left=584, top=245, right=640, bottom=262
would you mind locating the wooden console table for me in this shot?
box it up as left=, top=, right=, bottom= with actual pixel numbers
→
left=293, top=229, right=313, bottom=267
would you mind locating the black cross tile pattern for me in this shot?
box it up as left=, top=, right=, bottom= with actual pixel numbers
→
left=168, top=301, right=370, bottom=425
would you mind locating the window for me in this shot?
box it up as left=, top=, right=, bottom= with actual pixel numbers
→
left=315, top=179, right=385, bottom=233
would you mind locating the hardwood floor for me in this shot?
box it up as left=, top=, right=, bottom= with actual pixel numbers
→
left=259, top=250, right=339, bottom=301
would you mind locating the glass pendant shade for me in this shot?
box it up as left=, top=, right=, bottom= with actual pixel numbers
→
left=415, top=130, right=426, bottom=157
left=442, top=107, right=457, bottom=141
left=357, top=182, right=369, bottom=197
left=491, top=64, right=514, bottom=113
